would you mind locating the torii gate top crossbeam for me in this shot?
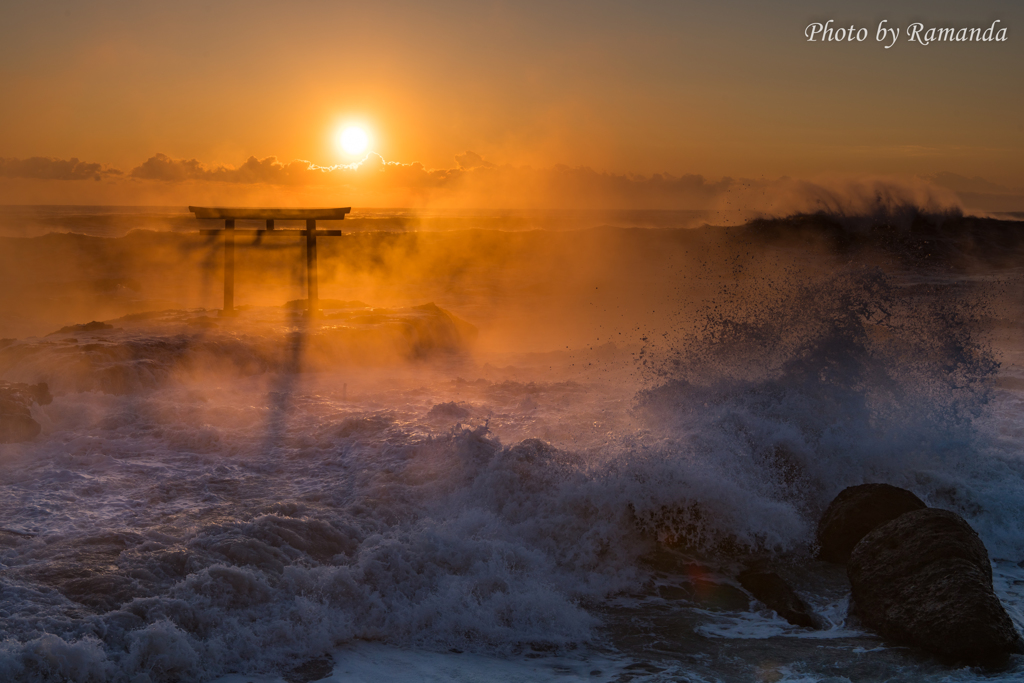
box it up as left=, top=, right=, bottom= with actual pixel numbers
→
left=189, top=206, right=351, bottom=220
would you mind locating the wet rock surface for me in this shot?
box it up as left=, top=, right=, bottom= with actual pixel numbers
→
left=427, top=400, right=472, bottom=420
left=48, top=320, right=115, bottom=336
left=0, top=303, right=477, bottom=395
left=738, top=568, right=825, bottom=629
left=0, top=380, right=51, bottom=443
left=283, top=655, right=334, bottom=682
left=848, top=508, right=1024, bottom=666
left=817, top=483, right=926, bottom=563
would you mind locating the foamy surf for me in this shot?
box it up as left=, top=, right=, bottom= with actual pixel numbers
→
left=210, top=643, right=649, bottom=683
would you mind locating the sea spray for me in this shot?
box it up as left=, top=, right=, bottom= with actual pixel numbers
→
left=631, top=267, right=1002, bottom=556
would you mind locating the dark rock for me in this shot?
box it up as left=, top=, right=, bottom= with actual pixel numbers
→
left=658, top=576, right=751, bottom=612
left=29, top=382, right=52, bottom=405
left=48, top=320, right=114, bottom=336
left=0, top=381, right=51, bottom=443
left=738, top=569, right=825, bottom=629
left=427, top=401, right=471, bottom=419
left=284, top=298, right=368, bottom=310
left=817, top=483, right=926, bottom=563
left=283, top=655, right=334, bottom=683
left=849, top=508, right=1024, bottom=666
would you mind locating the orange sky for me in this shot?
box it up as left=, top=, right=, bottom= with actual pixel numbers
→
left=0, top=0, right=1021, bottom=207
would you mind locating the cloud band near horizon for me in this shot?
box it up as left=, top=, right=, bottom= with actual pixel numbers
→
left=0, top=152, right=1019, bottom=214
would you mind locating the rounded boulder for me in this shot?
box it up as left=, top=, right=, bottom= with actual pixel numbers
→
left=848, top=508, right=1023, bottom=666
left=817, top=483, right=926, bottom=563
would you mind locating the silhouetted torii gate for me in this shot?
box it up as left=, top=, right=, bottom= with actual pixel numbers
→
left=190, top=206, right=350, bottom=316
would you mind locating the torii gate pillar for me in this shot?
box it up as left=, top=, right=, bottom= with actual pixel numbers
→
left=224, top=219, right=236, bottom=315
left=306, top=219, right=318, bottom=312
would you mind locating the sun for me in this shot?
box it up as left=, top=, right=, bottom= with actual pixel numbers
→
left=338, top=126, right=370, bottom=155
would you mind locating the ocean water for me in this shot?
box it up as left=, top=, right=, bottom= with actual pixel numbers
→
left=1, top=207, right=1024, bottom=682
left=0, top=206, right=733, bottom=239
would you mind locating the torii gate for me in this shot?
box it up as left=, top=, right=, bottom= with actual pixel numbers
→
left=190, top=206, right=350, bottom=316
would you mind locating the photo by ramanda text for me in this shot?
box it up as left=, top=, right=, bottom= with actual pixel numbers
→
left=805, top=19, right=1008, bottom=48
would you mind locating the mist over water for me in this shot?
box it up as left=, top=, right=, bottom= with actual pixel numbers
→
left=2, top=206, right=1024, bottom=682
left=0, top=206, right=736, bottom=239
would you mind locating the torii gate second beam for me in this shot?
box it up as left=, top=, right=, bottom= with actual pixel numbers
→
left=190, top=207, right=350, bottom=316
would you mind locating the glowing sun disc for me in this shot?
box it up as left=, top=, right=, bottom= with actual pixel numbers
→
left=339, top=127, right=370, bottom=155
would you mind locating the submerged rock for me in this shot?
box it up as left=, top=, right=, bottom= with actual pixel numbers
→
left=48, top=320, right=115, bottom=336
left=848, top=508, right=1023, bottom=666
left=0, top=380, right=51, bottom=443
left=738, top=568, right=825, bottom=629
left=817, top=483, right=926, bottom=563
left=427, top=401, right=471, bottom=419
left=284, top=655, right=334, bottom=683
left=0, top=303, right=478, bottom=395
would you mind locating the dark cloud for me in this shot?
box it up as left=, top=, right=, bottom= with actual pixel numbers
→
left=9, top=151, right=729, bottom=207
left=454, top=151, right=495, bottom=170
left=122, top=150, right=742, bottom=208
left=129, top=153, right=205, bottom=181
left=0, top=157, right=122, bottom=181
left=2, top=151, right=974, bottom=213
left=130, top=153, right=320, bottom=184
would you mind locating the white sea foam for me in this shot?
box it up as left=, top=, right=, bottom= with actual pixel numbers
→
left=211, top=642, right=647, bottom=683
